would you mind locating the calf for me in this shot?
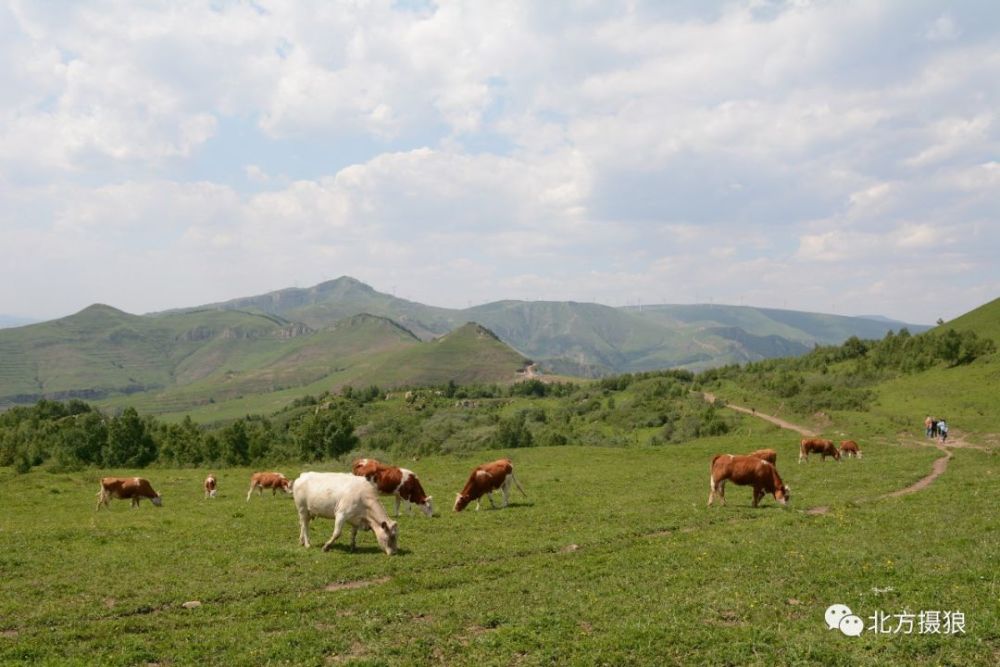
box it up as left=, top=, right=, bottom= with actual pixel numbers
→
left=798, top=438, right=840, bottom=463
left=246, top=472, right=291, bottom=501
left=204, top=474, right=217, bottom=498
left=292, top=472, right=399, bottom=555
left=748, top=448, right=778, bottom=464
left=96, top=477, right=163, bottom=510
left=708, top=454, right=790, bottom=508
left=453, top=458, right=526, bottom=512
left=839, top=440, right=862, bottom=459
left=351, top=458, right=433, bottom=517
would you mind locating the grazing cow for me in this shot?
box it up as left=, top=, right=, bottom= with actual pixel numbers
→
left=748, top=448, right=778, bottom=464
left=798, top=438, right=840, bottom=463
left=292, top=472, right=398, bottom=555
left=707, top=454, right=790, bottom=508
left=246, top=472, right=292, bottom=501
left=96, top=477, right=162, bottom=510
left=839, top=440, right=862, bottom=459
left=453, top=458, right=527, bottom=512
left=351, top=458, right=433, bottom=517
left=204, top=474, right=217, bottom=498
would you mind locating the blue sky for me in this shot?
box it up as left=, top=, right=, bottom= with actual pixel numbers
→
left=1, top=0, right=998, bottom=324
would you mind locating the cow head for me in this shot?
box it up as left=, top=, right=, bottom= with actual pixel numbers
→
left=279, top=477, right=292, bottom=493
left=371, top=519, right=399, bottom=555
left=420, top=496, right=434, bottom=517
left=454, top=492, right=471, bottom=512
left=151, top=495, right=163, bottom=507
left=775, top=485, right=790, bottom=505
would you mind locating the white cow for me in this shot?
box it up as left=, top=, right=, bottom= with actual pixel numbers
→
left=292, top=472, right=399, bottom=555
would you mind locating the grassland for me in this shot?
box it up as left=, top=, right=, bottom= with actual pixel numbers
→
left=1, top=422, right=996, bottom=665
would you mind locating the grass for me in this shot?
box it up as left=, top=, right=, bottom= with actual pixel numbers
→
left=1, top=432, right=996, bottom=665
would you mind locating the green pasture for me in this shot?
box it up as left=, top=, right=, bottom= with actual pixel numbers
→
left=1, top=433, right=996, bottom=665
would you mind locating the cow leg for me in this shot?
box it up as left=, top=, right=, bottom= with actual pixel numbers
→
left=394, top=495, right=401, bottom=518
left=501, top=479, right=511, bottom=508
left=717, top=481, right=726, bottom=506
left=752, top=488, right=763, bottom=507
left=298, top=511, right=312, bottom=548
left=246, top=483, right=256, bottom=502
left=322, top=513, right=346, bottom=552
left=486, top=491, right=497, bottom=509
left=131, top=497, right=139, bottom=509
left=349, top=525, right=359, bottom=552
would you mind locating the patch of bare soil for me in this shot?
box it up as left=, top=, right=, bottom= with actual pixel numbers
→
left=324, top=577, right=390, bottom=592
left=325, top=641, right=366, bottom=664
left=805, top=506, right=830, bottom=516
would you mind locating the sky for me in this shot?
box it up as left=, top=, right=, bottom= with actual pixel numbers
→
left=1, top=0, right=998, bottom=325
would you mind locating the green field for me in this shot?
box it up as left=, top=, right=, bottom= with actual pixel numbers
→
left=2, top=428, right=996, bottom=665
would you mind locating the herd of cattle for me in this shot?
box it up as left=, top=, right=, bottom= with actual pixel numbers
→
left=94, top=438, right=860, bottom=554
left=94, top=457, right=527, bottom=555
left=708, top=438, right=863, bottom=508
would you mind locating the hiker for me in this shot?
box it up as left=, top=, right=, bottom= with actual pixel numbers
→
left=924, top=415, right=934, bottom=439
left=938, top=419, right=948, bottom=444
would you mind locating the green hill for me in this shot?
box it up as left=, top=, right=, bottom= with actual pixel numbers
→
left=179, top=276, right=457, bottom=340
left=179, top=277, right=930, bottom=376
left=937, top=295, right=1000, bottom=343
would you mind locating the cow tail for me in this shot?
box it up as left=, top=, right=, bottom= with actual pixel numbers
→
left=510, top=470, right=527, bottom=498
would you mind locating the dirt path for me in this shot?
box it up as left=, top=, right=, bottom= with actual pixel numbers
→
left=700, top=392, right=960, bottom=508
left=702, top=392, right=818, bottom=437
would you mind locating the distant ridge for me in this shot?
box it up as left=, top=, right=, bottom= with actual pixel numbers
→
left=0, top=276, right=946, bottom=414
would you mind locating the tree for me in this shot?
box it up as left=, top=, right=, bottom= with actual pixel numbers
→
left=105, top=407, right=157, bottom=467
left=221, top=419, right=250, bottom=466
left=296, top=404, right=358, bottom=461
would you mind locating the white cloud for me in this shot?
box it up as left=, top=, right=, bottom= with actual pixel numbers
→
left=0, top=1, right=998, bottom=324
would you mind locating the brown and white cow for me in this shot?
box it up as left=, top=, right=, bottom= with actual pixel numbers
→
left=839, top=440, right=862, bottom=459
left=246, top=472, right=292, bottom=501
left=96, top=477, right=163, bottom=510
left=798, top=438, right=840, bottom=463
left=708, top=454, right=790, bottom=508
left=748, top=448, right=778, bottom=464
left=453, top=458, right=526, bottom=512
left=204, top=474, right=217, bottom=498
left=351, top=458, right=433, bottom=517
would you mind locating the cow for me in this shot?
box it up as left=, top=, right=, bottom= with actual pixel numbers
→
left=839, top=440, right=862, bottom=459
left=748, top=448, right=778, bottom=464
left=292, top=472, right=399, bottom=555
left=351, top=458, right=433, bottom=517
left=707, top=454, right=790, bottom=508
left=96, top=477, right=162, bottom=510
left=204, top=474, right=217, bottom=498
left=453, top=458, right=527, bottom=512
left=798, top=438, right=840, bottom=463
left=246, top=472, right=292, bottom=501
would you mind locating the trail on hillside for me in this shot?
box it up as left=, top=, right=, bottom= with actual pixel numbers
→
left=700, top=392, right=959, bottom=509
left=702, top=392, right=817, bottom=437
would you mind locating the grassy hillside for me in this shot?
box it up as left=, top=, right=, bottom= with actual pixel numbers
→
left=940, top=296, right=1000, bottom=343
left=1, top=300, right=998, bottom=662
left=0, top=276, right=957, bottom=416
left=180, top=276, right=459, bottom=340
left=0, top=439, right=994, bottom=664
left=177, top=277, right=932, bottom=376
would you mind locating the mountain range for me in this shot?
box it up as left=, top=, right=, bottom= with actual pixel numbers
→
left=0, top=276, right=931, bottom=415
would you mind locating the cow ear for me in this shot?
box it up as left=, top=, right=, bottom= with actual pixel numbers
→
left=381, top=521, right=389, bottom=531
